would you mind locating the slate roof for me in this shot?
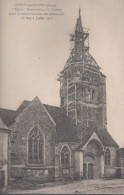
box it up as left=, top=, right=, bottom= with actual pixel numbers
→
left=96, top=129, right=119, bottom=148
left=43, top=104, right=119, bottom=147
left=0, top=117, right=10, bottom=131
left=43, top=104, right=79, bottom=142
left=0, top=97, right=119, bottom=147
left=77, top=127, right=119, bottom=149
left=0, top=108, right=16, bottom=126
left=16, top=100, right=30, bottom=114
left=76, top=130, right=93, bottom=150
left=0, top=100, right=30, bottom=126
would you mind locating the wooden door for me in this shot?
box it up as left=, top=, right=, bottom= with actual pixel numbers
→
left=88, top=163, right=93, bottom=179
left=83, top=163, right=87, bottom=179
left=0, top=170, right=5, bottom=188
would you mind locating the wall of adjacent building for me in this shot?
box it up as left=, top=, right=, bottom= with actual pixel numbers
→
left=0, top=132, right=9, bottom=191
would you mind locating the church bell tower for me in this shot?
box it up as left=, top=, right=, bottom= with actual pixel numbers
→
left=58, top=9, right=107, bottom=130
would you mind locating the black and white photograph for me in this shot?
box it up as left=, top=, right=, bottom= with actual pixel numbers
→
left=0, top=0, right=124, bottom=194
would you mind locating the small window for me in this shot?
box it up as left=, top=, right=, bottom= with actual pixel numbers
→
left=68, top=72, right=71, bottom=80
left=92, top=76, right=94, bottom=83
left=61, top=146, right=70, bottom=168
left=82, top=88, right=84, bottom=98
left=85, top=88, right=91, bottom=102
left=65, top=73, right=67, bottom=80
left=105, top=148, right=111, bottom=165
left=61, top=97, right=64, bottom=106
left=92, top=89, right=95, bottom=100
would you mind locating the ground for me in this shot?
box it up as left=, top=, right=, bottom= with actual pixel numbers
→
left=7, top=179, right=124, bottom=194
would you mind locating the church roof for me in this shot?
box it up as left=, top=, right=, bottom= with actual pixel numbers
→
left=0, top=98, right=119, bottom=147
left=96, top=129, right=119, bottom=147
left=0, top=100, right=30, bottom=126
left=0, top=108, right=16, bottom=126
left=76, top=128, right=119, bottom=150
left=0, top=117, right=10, bottom=132
left=64, top=51, right=100, bottom=70
left=16, top=100, right=30, bottom=114
left=43, top=104, right=79, bottom=142
left=0, top=100, right=79, bottom=142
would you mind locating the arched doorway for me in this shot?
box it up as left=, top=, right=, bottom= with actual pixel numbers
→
left=83, top=139, right=103, bottom=179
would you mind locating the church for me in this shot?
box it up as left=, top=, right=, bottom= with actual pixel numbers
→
left=0, top=10, right=120, bottom=183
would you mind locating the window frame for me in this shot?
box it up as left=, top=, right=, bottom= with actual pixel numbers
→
left=60, top=145, right=71, bottom=168
left=28, top=127, right=44, bottom=165
left=105, top=148, right=111, bottom=165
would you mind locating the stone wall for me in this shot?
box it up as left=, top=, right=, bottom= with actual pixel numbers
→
left=8, top=97, right=56, bottom=181
left=55, top=142, right=79, bottom=180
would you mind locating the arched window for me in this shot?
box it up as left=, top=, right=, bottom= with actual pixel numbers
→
left=105, top=148, right=111, bottom=165
left=61, top=146, right=70, bottom=168
left=28, top=127, right=44, bottom=164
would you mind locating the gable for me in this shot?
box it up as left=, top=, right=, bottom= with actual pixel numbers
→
left=81, top=132, right=104, bottom=151
left=15, top=97, right=56, bottom=127
left=76, top=128, right=119, bottom=150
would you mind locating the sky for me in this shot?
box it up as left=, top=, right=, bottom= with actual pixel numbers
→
left=0, top=0, right=124, bottom=147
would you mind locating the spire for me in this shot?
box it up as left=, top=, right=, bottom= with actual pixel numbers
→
left=79, top=7, right=81, bottom=18
left=75, top=8, right=83, bottom=33
left=74, top=8, right=85, bottom=61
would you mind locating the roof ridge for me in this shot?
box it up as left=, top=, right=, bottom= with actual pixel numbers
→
left=43, top=104, right=60, bottom=108
left=0, top=108, right=16, bottom=112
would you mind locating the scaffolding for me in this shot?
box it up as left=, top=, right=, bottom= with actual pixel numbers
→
left=58, top=9, right=102, bottom=126
left=66, top=78, right=77, bottom=124
left=70, top=26, right=90, bottom=54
